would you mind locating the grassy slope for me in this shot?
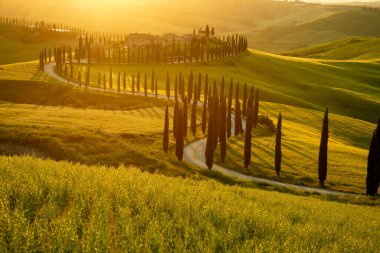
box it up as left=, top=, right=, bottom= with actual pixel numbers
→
left=1, top=156, right=379, bottom=252
left=283, top=36, right=380, bottom=60
left=215, top=102, right=374, bottom=194
left=0, top=23, right=76, bottom=65
left=69, top=50, right=380, bottom=123
left=249, top=9, right=380, bottom=52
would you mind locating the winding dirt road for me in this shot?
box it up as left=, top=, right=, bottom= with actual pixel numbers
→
left=44, top=61, right=358, bottom=196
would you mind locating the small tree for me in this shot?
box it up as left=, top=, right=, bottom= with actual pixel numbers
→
left=227, top=79, right=233, bottom=138
left=242, top=82, right=247, bottom=118
left=175, top=106, right=184, bottom=161
left=163, top=105, right=169, bottom=153
left=220, top=96, right=227, bottom=161
left=366, top=119, right=380, bottom=195
left=275, top=113, right=282, bottom=177
left=244, top=106, right=252, bottom=169
left=173, top=101, right=178, bottom=139
left=235, top=100, right=242, bottom=136
left=183, top=98, right=188, bottom=136
left=202, top=99, right=207, bottom=134
left=318, top=109, right=329, bottom=186
left=205, top=98, right=214, bottom=169
left=144, top=73, right=147, bottom=96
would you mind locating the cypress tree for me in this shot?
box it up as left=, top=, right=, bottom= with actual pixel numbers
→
left=103, top=73, right=106, bottom=91
left=205, top=96, right=214, bottom=169
left=318, top=109, right=329, bottom=186
left=163, top=105, right=169, bottom=153
left=183, top=98, right=188, bottom=136
left=191, top=99, right=197, bottom=136
left=212, top=94, right=220, bottom=151
left=173, top=101, right=178, bottom=139
left=244, top=106, right=252, bottom=169
left=366, top=119, right=380, bottom=195
left=204, top=74, right=209, bottom=104
left=98, top=72, right=101, bottom=87
left=227, top=79, right=233, bottom=138
left=144, top=73, right=147, bottom=96
left=176, top=106, right=184, bottom=161
left=202, top=98, right=207, bottom=134
left=175, top=75, right=178, bottom=101
left=275, top=113, right=282, bottom=177
left=151, top=70, right=155, bottom=93
left=220, top=96, right=227, bottom=162
left=188, top=70, right=193, bottom=103
left=242, top=82, right=247, bottom=118
left=118, top=72, right=120, bottom=93
left=78, top=71, right=81, bottom=88
left=253, top=90, right=259, bottom=128
left=235, top=99, right=242, bottom=136
left=166, top=71, right=170, bottom=99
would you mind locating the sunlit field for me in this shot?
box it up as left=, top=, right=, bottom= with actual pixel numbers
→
left=1, top=0, right=380, bottom=251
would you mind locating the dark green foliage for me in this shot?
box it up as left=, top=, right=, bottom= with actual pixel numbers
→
left=205, top=96, right=214, bottom=169
left=176, top=106, right=184, bottom=161
left=163, top=105, right=169, bottom=153
left=144, top=73, right=147, bottom=97
left=366, top=119, right=380, bottom=195
left=318, top=109, right=329, bottom=186
left=253, top=90, right=259, bottom=128
left=275, top=113, right=282, bottom=177
left=242, top=82, right=247, bottom=118
left=173, top=101, right=178, bottom=139
left=235, top=99, right=243, bottom=136
left=202, top=99, right=207, bottom=134
left=244, top=106, right=253, bottom=169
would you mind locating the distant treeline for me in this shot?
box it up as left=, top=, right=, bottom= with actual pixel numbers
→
left=360, top=6, right=380, bottom=15
left=39, top=30, right=248, bottom=68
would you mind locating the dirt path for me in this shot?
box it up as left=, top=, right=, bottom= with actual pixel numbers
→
left=44, top=62, right=358, bottom=196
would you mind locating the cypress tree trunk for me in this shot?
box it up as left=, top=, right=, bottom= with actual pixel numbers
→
left=253, top=90, right=259, bottom=128
left=220, top=96, right=227, bottom=161
left=202, top=100, right=207, bottom=134
left=242, top=82, right=247, bottom=118
left=183, top=98, right=188, bottom=136
left=191, top=99, right=197, bottom=136
left=173, top=101, right=178, bottom=139
left=163, top=105, right=169, bottom=153
left=175, top=107, right=184, bottom=161
left=275, top=113, right=282, bottom=177
left=318, top=109, right=329, bottom=186
left=244, top=107, right=252, bottom=169
left=366, top=119, right=380, bottom=195
left=227, top=80, right=233, bottom=138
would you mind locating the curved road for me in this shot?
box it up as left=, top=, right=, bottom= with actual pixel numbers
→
left=44, top=62, right=358, bottom=197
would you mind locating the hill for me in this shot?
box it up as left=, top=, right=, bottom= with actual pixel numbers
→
left=283, top=36, right=380, bottom=60
left=1, top=155, right=379, bottom=252
left=249, top=9, right=380, bottom=51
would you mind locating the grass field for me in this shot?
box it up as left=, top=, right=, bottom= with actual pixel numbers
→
left=1, top=155, right=379, bottom=252
left=67, top=49, right=380, bottom=123
left=214, top=102, right=374, bottom=194
left=284, top=36, right=380, bottom=60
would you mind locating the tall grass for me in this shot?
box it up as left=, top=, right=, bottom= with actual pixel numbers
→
left=1, top=156, right=379, bottom=252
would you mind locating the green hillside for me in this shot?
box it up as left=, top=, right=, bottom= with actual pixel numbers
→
left=250, top=9, right=380, bottom=52
left=1, top=156, right=379, bottom=252
left=283, top=37, right=380, bottom=60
